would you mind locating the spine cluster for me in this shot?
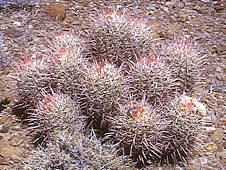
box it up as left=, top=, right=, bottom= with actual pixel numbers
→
left=14, top=8, right=207, bottom=169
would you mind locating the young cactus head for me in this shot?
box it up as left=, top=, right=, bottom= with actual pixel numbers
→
left=155, top=95, right=206, bottom=166
left=13, top=57, right=55, bottom=107
left=49, top=31, right=87, bottom=69
left=23, top=139, right=79, bottom=170
left=24, top=129, right=133, bottom=169
left=86, top=60, right=128, bottom=108
left=178, top=95, right=207, bottom=117
left=54, top=31, right=85, bottom=54
left=46, top=32, right=89, bottom=97
left=161, top=37, right=206, bottom=93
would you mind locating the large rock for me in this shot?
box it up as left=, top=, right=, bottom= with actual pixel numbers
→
left=45, top=4, right=66, bottom=21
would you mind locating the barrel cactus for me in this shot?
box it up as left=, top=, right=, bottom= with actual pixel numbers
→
left=27, top=91, right=85, bottom=140
left=161, top=37, right=206, bottom=93
left=86, top=8, right=155, bottom=68
left=79, top=60, right=129, bottom=132
left=127, top=53, right=179, bottom=105
left=12, top=7, right=208, bottom=169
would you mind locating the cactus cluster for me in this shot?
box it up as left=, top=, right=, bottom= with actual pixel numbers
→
left=105, top=97, right=204, bottom=166
left=13, top=8, right=208, bottom=169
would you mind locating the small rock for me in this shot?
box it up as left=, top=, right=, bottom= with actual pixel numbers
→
left=0, top=125, right=9, bottom=133
left=0, top=35, right=5, bottom=50
left=200, top=0, right=210, bottom=2
left=217, top=151, right=226, bottom=166
left=218, top=118, right=226, bottom=127
left=12, top=125, right=20, bottom=131
left=170, top=16, right=177, bottom=23
left=216, top=43, right=226, bottom=55
left=13, top=21, right=22, bottom=27
left=0, top=0, right=38, bottom=11
left=4, top=27, right=23, bottom=39
left=193, top=5, right=207, bottom=14
left=165, top=1, right=175, bottom=7
left=214, top=2, right=225, bottom=12
left=178, top=14, right=188, bottom=23
left=0, top=155, right=9, bottom=165
left=81, top=0, right=90, bottom=7
left=204, top=143, right=218, bottom=152
left=45, top=5, right=66, bottom=21
left=9, top=135, right=23, bottom=146
left=162, top=7, right=169, bottom=13
left=215, top=94, right=223, bottom=100
left=199, top=157, right=208, bottom=165
left=0, top=115, right=10, bottom=125
left=204, top=126, right=216, bottom=133
left=211, top=128, right=223, bottom=144
left=219, top=28, right=226, bottom=34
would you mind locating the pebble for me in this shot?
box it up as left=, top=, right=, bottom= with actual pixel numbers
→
left=218, top=118, right=226, bottom=127
left=214, top=2, right=225, bottom=12
left=216, top=43, right=226, bottom=55
left=161, top=7, right=169, bottom=13
left=13, top=21, right=22, bottom=27
left=9, top=135, right=23, bottom=147
left=200, top=0, right=210, bottom=2
left=211, top=128, right=223, bottom=144
left=0, top=125, right=9, bottom=133
left=217, top=151, right=226, bottom=166
left=0, top=155, right=8, bottom=165
left=12, top=125, right=20, bottom=131
left=199, top=157, right=208, bottom=164
left=0, top=35, right=4, bottom=50
left=4, top=28, right=23, bottom=39
left=204, top=126, right=216, bottom=133
left=204, top=143, right=218, bottom=152
left=0, top=115, right=10, bottom=125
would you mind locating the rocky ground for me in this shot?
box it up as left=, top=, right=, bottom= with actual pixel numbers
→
left=0, top=0, right=225, bottom=169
